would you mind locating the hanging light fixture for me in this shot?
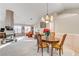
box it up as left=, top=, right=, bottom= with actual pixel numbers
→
left=41, top=3, right=53, bottom=23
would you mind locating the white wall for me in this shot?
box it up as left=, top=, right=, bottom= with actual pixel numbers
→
left=0, top=8, right=5, bottom=28
left=34, top=23, right=40, bottom=32
left=5, top=10, right=14, bottom=27
left=0, top=3, right=41, bottom=26
left=55, top=13, right=79, bottom=34
left=0, top=3, right=79, bottom=34
left=0, top=8, right=14, bottom=28
left=34, top=12, right=79, bottom=34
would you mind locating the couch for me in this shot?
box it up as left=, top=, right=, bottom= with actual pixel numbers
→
left=26, top=32, right=33, bottom=38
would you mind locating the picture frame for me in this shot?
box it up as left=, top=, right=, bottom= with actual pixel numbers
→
left=40, top=22, right=46, bottom=28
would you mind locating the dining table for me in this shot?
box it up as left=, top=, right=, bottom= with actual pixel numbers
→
left=41, top=36, right=59, bottom=56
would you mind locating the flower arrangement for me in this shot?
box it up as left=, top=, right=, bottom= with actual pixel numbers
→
left=43, top=28, right=50, bottom=37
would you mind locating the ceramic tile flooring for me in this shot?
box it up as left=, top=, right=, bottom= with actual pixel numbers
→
left=0, top=36, right=78, bottom=56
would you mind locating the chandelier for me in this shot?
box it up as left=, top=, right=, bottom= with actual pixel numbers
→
left=41, top=3, right=53, bottom=23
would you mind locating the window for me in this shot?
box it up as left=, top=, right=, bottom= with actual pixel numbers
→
left=14, top=25, right=22, bottom=33
left=24, top=26, right=31, bottom=33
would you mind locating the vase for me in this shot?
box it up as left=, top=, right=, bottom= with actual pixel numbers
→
left=45, top=35, right=49, bottom=40
left=45, top=32, right=50, bottom=40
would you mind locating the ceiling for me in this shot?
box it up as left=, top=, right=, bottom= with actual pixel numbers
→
left=0, top=3, right=79, bottom=25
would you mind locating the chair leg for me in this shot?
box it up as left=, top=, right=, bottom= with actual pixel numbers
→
left=41, top=48, right=43, bottom=56
left=61, top=48, right=63, bottom=54
left=51, top=47, right=53, bottom=56
left=59, top=49, right=61, bottom=56
left=1, top=40, right=3, bottom=44
left=1, top=39, right=5, bottom=44
left=37, top=47, right=39, bottom=52
left=47, top=46, right=49, bottom=53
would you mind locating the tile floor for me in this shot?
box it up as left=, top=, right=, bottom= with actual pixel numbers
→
left=0, top=36, right=78, bottom=56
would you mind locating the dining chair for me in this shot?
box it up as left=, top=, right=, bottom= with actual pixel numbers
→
left=50, top=32, right=55, bottom=40
left=36, top=33, right=49, bottom=56
left=51, top=34, right=67, bottom=56
left=0, top=32, right=6, bottom=44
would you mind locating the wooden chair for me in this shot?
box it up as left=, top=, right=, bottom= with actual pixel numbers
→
left=51, top=34, right=67, bottom=56
left=0, top=32, right=6, bottom=44
left=50, top=32, right=55, bottom=40
left=36, top=34, right=49, bottom=56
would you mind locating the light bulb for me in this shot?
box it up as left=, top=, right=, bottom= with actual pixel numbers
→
left=41, top=17, right=45, bottom=22
left=46, top=21, right=49, bottom=23
left=46, top=15, right=49, bottom=20
left=50, top=16, right=53, bottom=21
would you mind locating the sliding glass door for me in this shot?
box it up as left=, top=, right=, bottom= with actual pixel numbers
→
left=24, top=26, right=31, bottom=33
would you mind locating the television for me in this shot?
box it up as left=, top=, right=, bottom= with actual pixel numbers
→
left=0, top=28, right=5, bottom=32
left=5, top=26, right=13, bottom=30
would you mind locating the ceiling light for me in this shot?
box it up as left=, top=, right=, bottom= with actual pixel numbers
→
left=41, top=3, right=53, bottom=23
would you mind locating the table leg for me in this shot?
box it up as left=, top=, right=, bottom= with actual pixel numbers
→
left=51, top=47, right=53, bottom=56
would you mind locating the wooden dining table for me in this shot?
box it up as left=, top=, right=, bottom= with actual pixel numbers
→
left=42, top=38, right=59, bottom=56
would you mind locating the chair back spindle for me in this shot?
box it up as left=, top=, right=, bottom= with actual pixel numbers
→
left=50, top=32, right=55, bottom=40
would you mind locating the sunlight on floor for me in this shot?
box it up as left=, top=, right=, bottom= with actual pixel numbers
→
left=0, top=36, right=24, bottom=49
left=0, top=42, right=11, bottom=49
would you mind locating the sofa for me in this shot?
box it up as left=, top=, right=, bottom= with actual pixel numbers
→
left=26, top=32, right=33, bottom=38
